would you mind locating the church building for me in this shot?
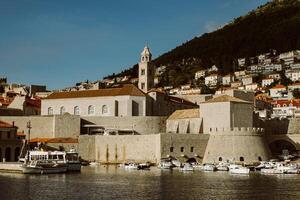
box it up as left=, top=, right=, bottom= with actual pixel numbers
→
left=41, top=46, right=197, bottom=117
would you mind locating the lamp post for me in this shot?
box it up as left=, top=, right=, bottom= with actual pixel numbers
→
left=26, top=121, right=32, bottom=163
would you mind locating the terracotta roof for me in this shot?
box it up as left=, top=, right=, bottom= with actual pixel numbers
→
left=44, top=84, right=145, bottom=100
left=166, top=95, right=197, bottom=106
left=16, top=132, right=26, bottom=136
left=29, top=137, right=78, bottom=143
left=168, top=109, right=200, bottom=120
left=202, top=95, right=251, bottom=104
left=271, top=84, right=286, bottom=89
left=0, top=120, right=15, bottom=128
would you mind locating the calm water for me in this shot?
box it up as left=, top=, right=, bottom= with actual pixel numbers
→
left=0, top=166, right=300, bottom=200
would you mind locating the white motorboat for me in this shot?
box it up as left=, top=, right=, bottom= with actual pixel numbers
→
left=216, top=162, right=229, bottom=171
left=137, top=162, right=151, bottom=170
left=229, top=165, right=250, bottom=174
left=180, top=163, right=194, bottom=171
left=203, top=164, right=216, bottom=171
left=158, top=161, right=173, bottom=169
left=276, top=163, right=299, bottom=174
left=124, top=163, right=139, bottom=170
left=171, top=159, right=181, bottom=167
left=192, top=163, right=203, bottom=170
left=261, top=168, right=282, bottom=174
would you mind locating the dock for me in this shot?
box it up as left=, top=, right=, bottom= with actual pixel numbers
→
left=0, top=162, right=23, bottom=173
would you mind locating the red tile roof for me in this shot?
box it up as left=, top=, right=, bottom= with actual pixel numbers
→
left=44, top=84, right=145, bottom=100
left=0, top=120, right=15, bottom=128
left=29, top=137, right=78, bottom=143
left=271, top=84, right=286, bottom=89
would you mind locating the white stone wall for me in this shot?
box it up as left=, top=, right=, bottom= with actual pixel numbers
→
left=200, top=102, right=231, bottom=133
left=41, top=95, right=146, bottom=117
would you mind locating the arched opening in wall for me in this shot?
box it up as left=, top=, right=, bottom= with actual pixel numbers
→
left=186, top=158, right=197, bottom=164
left=14, top=147, right=20, bottom=161
left=258, top=156, right=262, bottom=161
left=269, top=140, right=297, bottom=156
left=5, top=147, right=11, bottom=162
left=239, top=157, right=244, bottom=162
left=219, top=157, right=222, bottom=162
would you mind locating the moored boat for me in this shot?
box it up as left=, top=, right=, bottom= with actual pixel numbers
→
left=22, top=160, right=67, bottom=174
left=229, top=165, right=250, bottom=174
left=180, top=163, right=194, bottom=171
left=203, top=164, right=216, bottom=171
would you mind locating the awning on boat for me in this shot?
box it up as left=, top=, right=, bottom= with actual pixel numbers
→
left=29, top=137, right=78, bottom=143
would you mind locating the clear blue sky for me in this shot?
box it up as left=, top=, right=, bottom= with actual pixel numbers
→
left=0, top=0, right=269, bottom=90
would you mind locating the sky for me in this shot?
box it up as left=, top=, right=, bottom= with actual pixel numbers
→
left=0, top=0, right=269, bottom=90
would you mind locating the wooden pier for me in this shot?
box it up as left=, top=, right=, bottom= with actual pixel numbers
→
left=0, top=162, right=23, bottom=173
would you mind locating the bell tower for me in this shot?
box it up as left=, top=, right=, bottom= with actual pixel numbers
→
left=138, top=46, right=154, bottom=93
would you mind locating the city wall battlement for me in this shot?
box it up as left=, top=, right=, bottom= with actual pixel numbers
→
left=207, top=127, right=264, bottom=135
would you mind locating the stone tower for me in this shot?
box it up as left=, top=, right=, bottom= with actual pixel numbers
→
left=138, top=46, right=154, bottom=93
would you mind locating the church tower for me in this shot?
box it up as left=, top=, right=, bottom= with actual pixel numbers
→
left=138, top=46, right=154, bottom=93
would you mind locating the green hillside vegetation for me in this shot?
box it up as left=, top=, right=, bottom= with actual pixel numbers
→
left=106, top=0, right=300, bottom=87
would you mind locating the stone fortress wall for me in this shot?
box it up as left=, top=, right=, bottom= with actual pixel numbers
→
left=202, top=127, right=272, bottom=164
left=78, top=133, right=209, bottom=164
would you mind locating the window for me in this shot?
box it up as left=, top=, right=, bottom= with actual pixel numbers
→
left=219, top=157, right=222, bottom=161
left=88, top=105, right=95, bottom=115
left=48, top=107, right=53, bottom=115
left=180, top=147, right=184, bottom=152
left=141, top=69, right=145, bottom=75
left=170, top=147, right=174, bottom=152
left=141, top=83, right=145, bottom=90
left=74, top=106, right=80, bottom=115
left=60, top=106, right=66, bottom=115
left=190, top=147, right=194, bottom=152
left=258, top=156, right=262, bottom=161
left=7, top=132, right=11, bottom=139
left=102, top=105, right=108, bottom=114
left=240, top=157, right=244, bottom=162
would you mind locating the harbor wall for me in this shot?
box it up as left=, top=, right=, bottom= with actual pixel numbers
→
left=78, top=133, right=209, bottom=164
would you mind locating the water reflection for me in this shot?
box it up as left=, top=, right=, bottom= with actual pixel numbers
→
left=0, top=166, right=300, bottom=200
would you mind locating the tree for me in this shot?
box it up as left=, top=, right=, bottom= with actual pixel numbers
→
left=292, top=89, right=300, bottom=99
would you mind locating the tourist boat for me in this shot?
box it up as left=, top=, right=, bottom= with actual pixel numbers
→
left=65, top=149, right=81, bottom=171
left=180, top=163, right=194, bottom=171
left=203, top=164, right=216, bottom=171
left=229, top=165, right=250, bottom=174
left=22, top=160, right=67, bottom=174
left=22, top=150, right=80, bottom=173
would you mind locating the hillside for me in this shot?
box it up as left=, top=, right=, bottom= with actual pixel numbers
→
left=106, top=0, right=300, bottom=87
